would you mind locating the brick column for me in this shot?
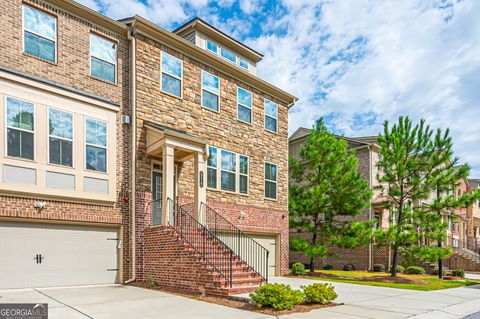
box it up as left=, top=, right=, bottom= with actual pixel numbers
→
left=136, top=191, right=152, bottom=281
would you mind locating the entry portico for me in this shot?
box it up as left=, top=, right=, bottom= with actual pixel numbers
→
left=144, top=121, right=208, bottom=224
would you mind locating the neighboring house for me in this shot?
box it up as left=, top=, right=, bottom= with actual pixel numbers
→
left=0, top=0, right=296, bottom=296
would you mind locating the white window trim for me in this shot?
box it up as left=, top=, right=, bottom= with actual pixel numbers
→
left=47, top=107, right=74, bottom=168
left=201, top=70, right=220, bottom=112
left=4, top=96, right=36, bottom=161
left=207, top=146, right=249, bottom=195
left=264, top=161, right=277, bottom=200
left=239, top=154, right=249, bottom=195
left=84, top=117, right=108, bottom=173
left=264, top=98, right=278, bottom=133
left=220, top=149, right=236, bottom=193
left=206, top=40, right=219, bottom=55
left=160, top=51, right=183, bottom=99
left=22, top=5, right=57, bottom=63
left=237, top=87, right=253, bottom=124
left=239, top=58, right=249, bottom=70
left=220, top=47, right=237, bottom=64
left=89, top=33, right=117, bottom=84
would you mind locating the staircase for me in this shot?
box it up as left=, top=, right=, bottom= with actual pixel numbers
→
left=447, top=245, right=480, bottom=272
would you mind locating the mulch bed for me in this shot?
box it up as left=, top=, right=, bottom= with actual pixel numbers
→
left=130, top=281, right=339, bottom=315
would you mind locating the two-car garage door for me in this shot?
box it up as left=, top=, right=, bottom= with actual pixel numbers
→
left=0, top=221, right=119, bottom=289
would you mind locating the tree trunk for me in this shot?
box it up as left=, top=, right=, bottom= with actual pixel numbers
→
left=310, top=231, right=318, bottom=272
left=391, top=248, right=399, bottom=277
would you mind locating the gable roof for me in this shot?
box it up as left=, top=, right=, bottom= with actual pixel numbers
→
left=289, top=127, right=380, bottom=150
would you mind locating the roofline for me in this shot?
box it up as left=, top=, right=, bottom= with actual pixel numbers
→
left=172, top=17, right=264, bottom=61
left=123, top=15, right=298, bottom=105
left=289, top=128, right=381, bottom=149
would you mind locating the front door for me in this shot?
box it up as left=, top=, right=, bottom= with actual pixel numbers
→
left=152, top=171, right=162, bottom=225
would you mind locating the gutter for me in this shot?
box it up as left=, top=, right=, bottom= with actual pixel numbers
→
left=125, top=24, right=137, bottom=284
left=368, top=145, right=373, bottom=271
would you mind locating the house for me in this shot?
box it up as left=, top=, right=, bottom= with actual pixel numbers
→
left=0, top=0, right=297, bottom=296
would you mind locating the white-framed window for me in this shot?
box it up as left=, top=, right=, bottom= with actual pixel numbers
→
left=264, top=98, right=278, bottom=133
left=85, top=118, right=107, bottom=173
left=264, top=162, right=277, bottom=199
left=207, top=146, right=248, bottom=194
left=201, top=70, right=220, bottom=112
left=237, top=87, right=252, bottom=124
left=23, top=5, right=57, bottom=62
left=90, top=33, right=117, bottom=84
left=221, top=47, right=237, bottom=64
left=161, top=51, right=183, bottom=98
left=48, top=108, right=73, bottom=167
left=206, top=40, right=218, bottom=54
left=239, top=58, right=249, bottom=70
left=5, top=97, right=34, bottom=160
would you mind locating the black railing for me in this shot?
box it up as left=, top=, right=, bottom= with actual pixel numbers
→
left=182, top=202, right=269, bottom=282
left=166, top=198, right=234, bottom=287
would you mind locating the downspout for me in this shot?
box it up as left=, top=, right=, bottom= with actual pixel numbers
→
left=125, top=24, right=137, bottom=284
left=368, top=145, right=373, bottom=271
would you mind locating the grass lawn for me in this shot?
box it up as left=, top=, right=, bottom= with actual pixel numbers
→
left=307, top=270, right=480, bottom=291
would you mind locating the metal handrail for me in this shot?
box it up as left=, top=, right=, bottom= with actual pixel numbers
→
left=166, top=198, right=234, bottom=287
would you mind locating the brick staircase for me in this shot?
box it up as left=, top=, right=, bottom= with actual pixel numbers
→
left=448, top=247, right=480, bottom=272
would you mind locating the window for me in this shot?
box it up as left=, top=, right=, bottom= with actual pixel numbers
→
left=49, top=108, right=73, bottom=167
left=264, top=99, right=278, bottom=132
left=161, top=52, right=182, bottom=97
left=221, top=47, right=237, bottom=63
left=237, top=87, right=252, bottom=124
left=6, top=97, right=34, bottom=160
left=90, top=34, right=116, bottom=83
left=239, top=155, right=248, bottom=194
left=85, top=118, right=107, bottom=172
left=264, top=162, right=277, bottom=199
left=221, top=150, right=236, bottom=192
left=202, top=71, right=220, bottom=111
left=239, top=58, right=249, bottom=70
left=23, top=5, right=56, bottom=62
left=207, top=146, right=217, bottom=189
left=206, top=40, right=218, bottom=54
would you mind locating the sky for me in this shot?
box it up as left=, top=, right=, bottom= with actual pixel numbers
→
left=79, top=0, right=480, bottom=176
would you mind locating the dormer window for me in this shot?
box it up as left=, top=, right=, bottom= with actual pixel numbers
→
left=221, top=47, right=237, bottom=64
left=239, top=58, right=249, bottom=70
left=206, top=40, right=218, bottom=54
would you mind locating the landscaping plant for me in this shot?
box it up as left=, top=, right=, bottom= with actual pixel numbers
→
left=396, top=265, right=405, bottom=273
left=404, top=266, right=426, bottom=275
left=291, top=262, right=307, bottom=276
left=250, top=283, right=305, bottom=310
left=289, top=118, right=373, bottom=272
left=451, top=269, right=465, bottom=278
left=373, top=264, right=385, bottom=272
left=302, top=283, right=337, bottom=304
left=343, top=263, right=357, bottom=271
left=323, top=263, right=333, bottom=270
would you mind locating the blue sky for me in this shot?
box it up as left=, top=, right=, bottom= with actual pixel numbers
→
left=79, top=0, right=480, bottom=177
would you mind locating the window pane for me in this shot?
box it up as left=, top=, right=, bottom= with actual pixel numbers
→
left=237, top=88, right=252, bottom=107
left=207, top=41, right=218, bottom=53
left=202, top=90, right=219, bottom=111
left=221, top=150, right=236, bottom=172
left=240, top=155, right=248, bottom=174
left=6, top=129, right=20, bottom=158
left=91, top=57, right=115, bottom=83
left=221, top=171, right=235, bottom=192
left=202, top=71, right=219, bottom=94
left=162, top=52, right=182, bottom=78
left=265, top=181, right=276, bottom=199
left=86, top=145, right=106, bottom=172
left=240, top=175, right=248, bottom=194
left=265, top=116, right=277, bottom=132
left=7, top=97, right=34, bottom=131
left=207, top=147, right=217, bottom=167
left=221, top=48, right=237, bottom=63
left=207, top=167, right=217, bottom=189
left=23, top=6, right=56, bottom=40
left=265, top=99, right=278, bottom=118
left=49, top=109, right=72, bottom=139
left=24, top=32, right=55, bottom=62
left=21, top=131, right=34, bottom=160
left=240, top=59, right=248, bottom=69
left=86, top=119, right=107, bottom=147
left=161, top=73, right=181, bottom=97
left=90, top=34, right=116, bottom=64
left=7, top=129, right=33, bottom=160
left=238, top=105, right=251, bottom=123
left=265, top=163, right=277, bottom=182
left=49, top=138, right=72, bottom=167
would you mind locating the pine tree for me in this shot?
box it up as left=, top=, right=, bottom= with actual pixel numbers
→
left=289, top=118, right=373, bottom=272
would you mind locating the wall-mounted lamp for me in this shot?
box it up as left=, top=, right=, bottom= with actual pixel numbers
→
left=239, top=211, right=246, bottom=219
left=35, top=201, right=46, bottom=210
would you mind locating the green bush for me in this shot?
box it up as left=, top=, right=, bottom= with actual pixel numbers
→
left=147, top=275, right=159, bottom=287
left=451, top=269, right=465, bottom=278
left=404, top=266, right=426, bottom=274
left=250, top=283, right=305, bottom=310
left=291, top=262, right=307, bottom=276
left=323, top=263, right=333, bottom=270
left=430, top=268, right=439, bottom=275
left=302, top=283, right=337, bottom=304
left=343, top=263, right=357, bottom=271
left=373, top=264, right=385, bottom=272
left=396, top=265, right=405, bottom=273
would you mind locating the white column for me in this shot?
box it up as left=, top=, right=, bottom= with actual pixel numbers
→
left=194, top=151, right=207, bottom=224
left=162, top=144, right=175, bottom=225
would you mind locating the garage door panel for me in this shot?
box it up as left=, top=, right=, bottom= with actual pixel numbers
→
left=0, top=222, right=119, bottom=289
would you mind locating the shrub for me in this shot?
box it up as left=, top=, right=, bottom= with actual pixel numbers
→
left=451, top=269, right=465, bottom=278
left=404, top=266, right=426, bottom=275
left=373, top=264, right=385, bottom=272
left=291, top=262, right=307, bottom=276
left=323, top=263, right=333, bottom=270
left=147, top=275, right=159, bottom=287
left=430, top=268, right=439, bottom=276
left=396, top=265, right=405, bottom=273
left=250, top=283, right=305, bottom=310
left=302, top=283, right=337, bottom=304
left=343, top=263, right=357, bottom=271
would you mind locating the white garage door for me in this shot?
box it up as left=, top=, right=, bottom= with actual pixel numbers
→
left=250, top=234, right=277, bottom=278
left=0, top=222, right=119, bottom=289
